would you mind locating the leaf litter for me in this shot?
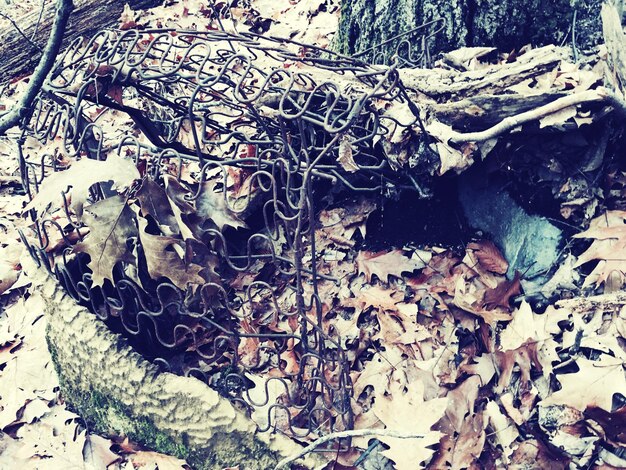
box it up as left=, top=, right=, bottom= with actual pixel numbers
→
left=1, top=0, right=626, bottom=469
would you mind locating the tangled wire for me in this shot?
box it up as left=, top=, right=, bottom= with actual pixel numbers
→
left=18, top=21, right=441, bottom=447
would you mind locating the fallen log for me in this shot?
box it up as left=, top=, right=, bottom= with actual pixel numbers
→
left=0, top=0, right=162, bottom=81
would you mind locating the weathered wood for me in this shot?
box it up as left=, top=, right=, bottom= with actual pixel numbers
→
left=0, top=0, right=162, bottom=81
left=398, top=45, right=569, bottom=99
left=602, top=2, right=626, bottom=94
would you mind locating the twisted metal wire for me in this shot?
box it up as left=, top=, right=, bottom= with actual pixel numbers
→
left=18, top=22, right=441, bottom=447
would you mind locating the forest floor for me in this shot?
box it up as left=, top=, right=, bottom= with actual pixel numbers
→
left=1, top=1, right=626, bottom=470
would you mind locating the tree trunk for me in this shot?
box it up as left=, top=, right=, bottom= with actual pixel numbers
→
left=0, top=0, right=162, bottom=80
left=334, top=0, right=605, bottom=63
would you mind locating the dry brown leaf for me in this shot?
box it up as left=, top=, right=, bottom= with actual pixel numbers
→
left=23, top=154, right=139, bottom=219
left=356, top=249, right=429, bottom=282
left=509, top=439, right=568, bottom=470
left=431, top=376, right=486, bottom=469
left=83, top=434, right=122, bottom=469
left=337, top=135, right=359, bottom=173
left=73, top=196, right=138, bottom=287
left=482, top=272, right=522, bottom=311
left=136, top=178, right=179, bottom=236
left=540, top=355, right=626, bottom=412
left=584, top=406, right=626, bottom=446
left=574, top=210, right=626, bottom=290
left=343, top=285, right=402, bottom=312
left=467, top=240, right=508, bottom=274
left=137, top=217, right=204, bottom=290
left=196, top=180, right=247, bottom=232
left=373, top=380, right=448, bottom=468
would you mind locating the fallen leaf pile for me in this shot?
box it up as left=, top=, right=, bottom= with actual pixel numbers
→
left=1, top=1, right=626, bottom=470
left=0, top=293, right=190, bottom=469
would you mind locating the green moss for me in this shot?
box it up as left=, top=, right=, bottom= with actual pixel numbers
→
left=46, top=329, right=283, bottom=470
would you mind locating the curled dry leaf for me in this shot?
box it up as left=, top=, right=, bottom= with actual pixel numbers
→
left=337, top=134, right=359, bottom=173
left=23, top=154, right=139, bottom=219
left=137, top=216, right=204, bottom=290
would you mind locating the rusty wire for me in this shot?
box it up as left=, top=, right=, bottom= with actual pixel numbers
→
left=18, top=21, right=441, bottom=448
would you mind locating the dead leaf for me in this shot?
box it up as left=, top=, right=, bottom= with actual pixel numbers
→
left=337, top=135, right=359, bottom=173
left=467, top=240, right=508, bottom=274
left=137, top=216, right=204, bottom=290
left=482, top=272, right=522, bottom=311
left=136, top=178, right=179, bottom=236
left=573, top=210, right=626, bottom=290
left=73, top=196, right=138, bottom=287
left=196, top=180, right=247, bottom=232
left=373, top=380, right=448, bottom=468
left=431, top=376, right=486, bottom=469
left=541, top=355, right=626, bottom=412
left=356, top=249, right=430, bottom=282
left=83, top=434, right=122, bottom=469
left=23, top=154, right=139, bottom=219
left=120, top=3, right=141, bottom=30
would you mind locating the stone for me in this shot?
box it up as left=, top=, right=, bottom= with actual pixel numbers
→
left=458, top=168, right=563, bottom=295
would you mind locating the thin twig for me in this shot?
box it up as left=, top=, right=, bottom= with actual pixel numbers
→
left=273, top=428, right=424, bottom=470
left=0, top=11, right=42, bottom=52
left=0, top=0, right=73, bottom=136
left=32, top=0, right=49, bottom=40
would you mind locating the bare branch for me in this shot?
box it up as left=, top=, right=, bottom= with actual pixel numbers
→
left=32, top=0, right=49, bottom=40
left=433, top=88, right=615, bottom=144
left=0, top=0, right=73, bottom=136
left=273, top=428, right=424, bottom=470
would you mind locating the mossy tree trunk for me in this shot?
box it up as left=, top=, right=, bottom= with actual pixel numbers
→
left=334, top=0, right=605, bottom=61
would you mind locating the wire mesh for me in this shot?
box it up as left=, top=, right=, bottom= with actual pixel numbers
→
left=18, top=22, right=441, bottom=448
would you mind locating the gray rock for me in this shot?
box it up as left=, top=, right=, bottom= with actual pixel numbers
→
left=458, top=169, right=563, bottom=294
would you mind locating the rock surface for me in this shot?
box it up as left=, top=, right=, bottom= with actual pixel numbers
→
left=458, top=169, right=563, bottom=294
left=24, top=256, right=322, bottom=470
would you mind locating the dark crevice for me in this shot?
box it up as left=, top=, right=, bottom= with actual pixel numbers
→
left=465, top=0, right=477, bottom=46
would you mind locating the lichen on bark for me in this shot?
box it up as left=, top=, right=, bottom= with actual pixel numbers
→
left=334, top=0, right=604, bottom=59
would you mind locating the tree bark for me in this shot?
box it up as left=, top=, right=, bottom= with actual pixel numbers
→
left=0, top=0, right=162, bottom=81
left=334, top=0, right=605, bottom=62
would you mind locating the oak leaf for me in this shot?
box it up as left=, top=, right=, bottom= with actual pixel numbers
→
left=540, top=354, right=626, bottom=412
left=574, top=210, right=626, bottom=290
left=23, top=154, right=139, bottom=219
left=73, top=196, right=138, bottom=287
left=431, top=376, right=486, bottom=469
left=196, top=180, right=247, bottom=232
left=137, top=217, right=204, bottom=290
left=356, top=249, right=430, bottom=282
left=499, top=302, right=566, bottom=366
left=136, top=178, right=178, bottom=236
left=163, top=176, right=199, bottom=240
left=482, top=271, right=522, bottom=311
left=373, top=380, right=448, bottom=468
